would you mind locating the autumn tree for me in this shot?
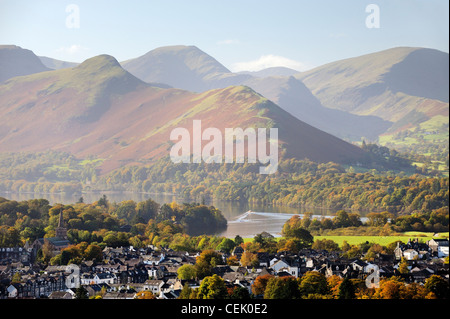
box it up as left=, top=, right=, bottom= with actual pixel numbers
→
left=373, top=277, right=405, bottom=299
left=228, top=286, right=251, bottom=299
left=240, top=251, right=259, bottom=267
left=252, top=274, right=274, bottom=296
left=135, top=291, right=156, bottom=299
left=194, top=250, right=223, bottom=279
left=398, top=257, right=410, bottom=274
left=281, top=216, right=314, bottom=249
left=312, top=239, right=340, bottom=252
left=84, top=243, right=103, bottom=262
left=327, top=275, right=343, bottom=298
left=424, top=275, right=449, bottom=299
left=179, top=283, right=194, bottom=299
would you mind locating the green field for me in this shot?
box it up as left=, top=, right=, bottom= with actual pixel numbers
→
left=314, top=235, right=426, bottom=246
left=243, top=232, right=449, bottom=247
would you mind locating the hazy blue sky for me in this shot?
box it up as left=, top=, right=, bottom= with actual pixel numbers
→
left=1, top=0, right=448, bottom=71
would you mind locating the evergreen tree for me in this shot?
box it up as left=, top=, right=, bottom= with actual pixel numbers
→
left=75, top=286, right=89, bottom=299
left=338, top=277, right=355, bottom=299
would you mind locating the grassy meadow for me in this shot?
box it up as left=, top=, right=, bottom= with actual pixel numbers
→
left=243, top=232, right=449, bottom=247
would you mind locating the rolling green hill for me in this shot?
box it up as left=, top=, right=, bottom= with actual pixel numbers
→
left=297, top=47, right=449, bottom=158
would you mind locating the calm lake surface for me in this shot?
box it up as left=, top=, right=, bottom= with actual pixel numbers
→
left=0, top=191, right=361, bottom=238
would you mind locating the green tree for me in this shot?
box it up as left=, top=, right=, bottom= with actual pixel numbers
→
left=281, top=216, right=314, bottom=249
left=398, top=258, right=409, bottom=274
left=179, top=283, right=194, bottom=299
left=312, top=239, right=340, bottom=251
left=234, top=235, right=244, bottom=246
left=229, top=286, right=251, bottom=299
left=299, top=271, right=329, bottom=296
left=216, top=238, right=236, bottom=254
left=264, top=277, right=301, bottom=299
left=11, top=272, right=22, bottom=284
left=197, top=274, right=228, bottom=299
left=74, top=286, right=89, bottom=299
left=194, top=250, right=223, bottom=279
left=97, top=195, right=108, bottom=207
left=177, top=264, right=196, bottom=280
left=338, top=277, right=355, bottom=299
left=424, top=275, right=449, bottom=299
left=84, top=244, right=103, bottom=262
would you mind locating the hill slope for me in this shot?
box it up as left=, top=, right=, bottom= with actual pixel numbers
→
left=121, top=45, right=251, bottom=92
left=297, top=47, right=448, bottom=123
left=243, top=76, right=392, bottom=141
left=0, top=45, right=51, bottom=82
left=297, top=47, right=449, bottom=154
left=38, top=56, right=79, bottom=70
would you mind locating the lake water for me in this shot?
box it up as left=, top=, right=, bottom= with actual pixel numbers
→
left=0, top=191, right=356, bottom=238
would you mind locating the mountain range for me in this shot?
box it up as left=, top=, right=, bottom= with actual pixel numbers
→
left=0, top=51, right=366, bottom=174
left=0, top=44, right=448, bottom=175
left=120, top=45, right=448, bottom=143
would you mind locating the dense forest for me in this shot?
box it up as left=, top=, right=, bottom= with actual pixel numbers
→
left=92, top=156, right=449, bottom=215
left=0, top=196, right=226, bottom=250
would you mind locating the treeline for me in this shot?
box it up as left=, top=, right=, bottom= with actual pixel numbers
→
left=382, top=122, right=449, bottom=165
left=0, top=151, right=96, bottom=194
left=0, top=196, right=226, bottom=250
left=179, top=272, right=449, bottom=300
left=93, top=157, right=449, bottom=214
left=281, top=208, right=449, bottom=235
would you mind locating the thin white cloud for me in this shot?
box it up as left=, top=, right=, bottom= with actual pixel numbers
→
left=217, top=39, right=240, bottom=45
left=56, top=44, right=89, bottom=55
left=231, top=55, right=308, bottom=72
left=329, top=33, right=348, bottom=39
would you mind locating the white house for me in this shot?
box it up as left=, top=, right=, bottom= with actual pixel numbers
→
left=403, top=249, right=419, bottom=261
left=438, top=245, right=449, bottom=258
left=7, top=284, right=18, bottom=298
left=94, top=273, right=116, bottom=284
left=142, top=253, right=165, bottom=266
left=143, top=279, right=164, bottom=295
left=428, top=239, right=449, bottom=258
left=80, top=272, right=116, bottom=285
left=271, top=260, right=300, bottom=277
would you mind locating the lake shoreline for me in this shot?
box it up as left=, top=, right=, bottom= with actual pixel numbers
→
left=0, top=191, right=371, bottom=238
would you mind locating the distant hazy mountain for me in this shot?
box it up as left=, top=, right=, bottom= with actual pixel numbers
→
left=0, top=45, right=51, bottom=82
left=121, top=45, right=391, bottom=141
left=121, top=45, right=251, bottom=92
left=0, top=54, right=367, bottom=174
left=238, top=67, right=299, bottom=78
left=39, top=56, right=79, bottom=70
left=297, top=47, right=449, bottom=124
left=243, top=76, right=392, bottom=141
